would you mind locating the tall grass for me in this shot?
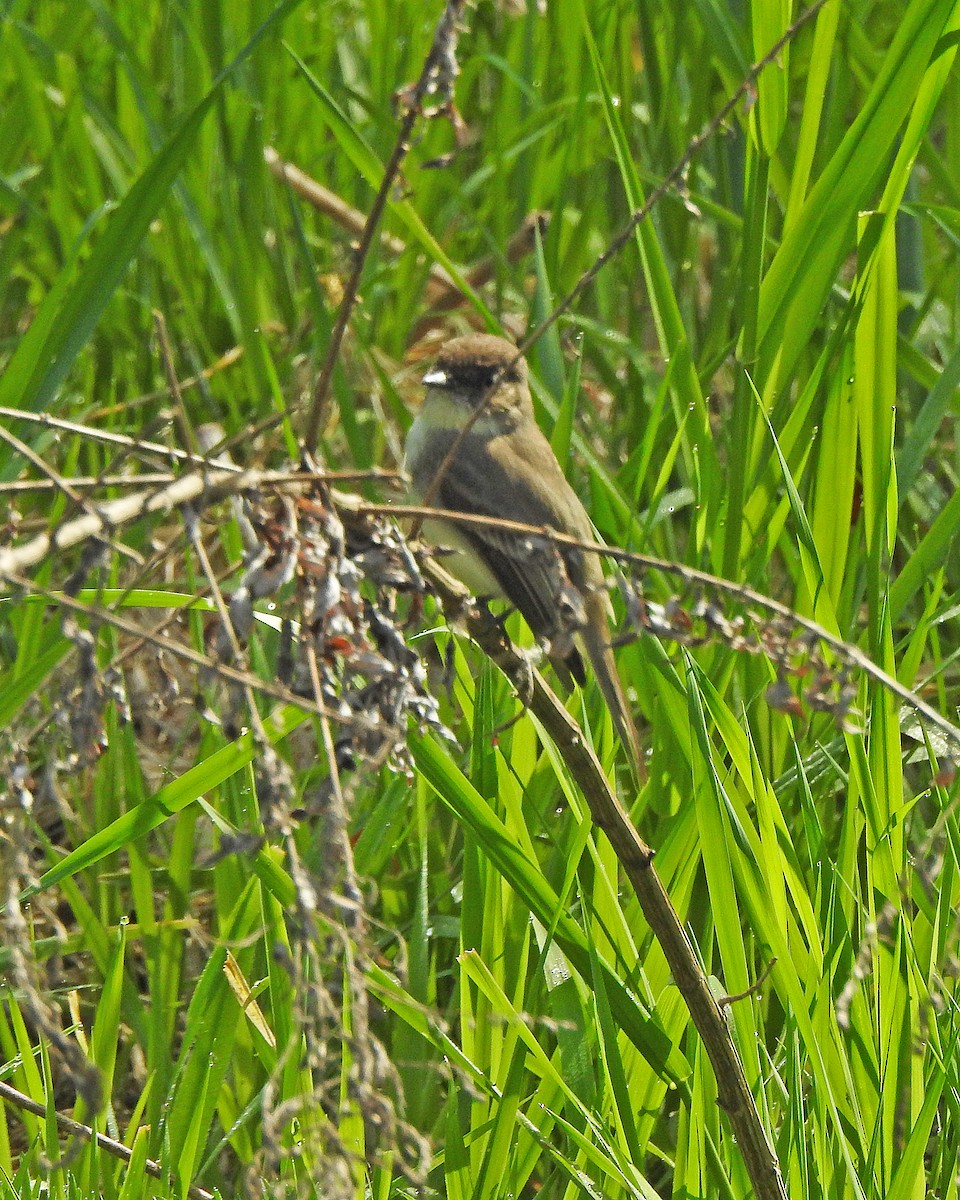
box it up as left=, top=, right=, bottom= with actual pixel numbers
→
left=2, top=1, right=960, bottom=1197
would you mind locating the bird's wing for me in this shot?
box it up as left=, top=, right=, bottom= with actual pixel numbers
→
left=430, top=431, right=586, bottom=646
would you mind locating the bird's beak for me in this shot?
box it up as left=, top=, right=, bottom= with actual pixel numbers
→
left=421, top=366, right=449, bottom=387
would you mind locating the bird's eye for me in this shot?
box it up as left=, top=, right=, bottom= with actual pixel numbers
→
left=471, top=363, right=519, bottom=388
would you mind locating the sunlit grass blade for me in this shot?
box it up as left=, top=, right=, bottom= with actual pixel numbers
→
left=0, top=0, right=306, bottom=421
left=23, top=706, right=309, bottom=901
left=757, top=0, right=957, bottom=391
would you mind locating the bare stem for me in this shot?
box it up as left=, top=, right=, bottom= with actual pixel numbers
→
left=301, top=0, right=468, bottom=454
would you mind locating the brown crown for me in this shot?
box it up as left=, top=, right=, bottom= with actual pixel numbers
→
left=430, top=334, right=527, bottom=390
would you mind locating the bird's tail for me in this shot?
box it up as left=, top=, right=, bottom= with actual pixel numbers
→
left=581, top=593, right=645, bottom=780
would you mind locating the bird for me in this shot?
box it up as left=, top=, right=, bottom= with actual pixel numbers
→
left=405, top=332, right=642, bottom=774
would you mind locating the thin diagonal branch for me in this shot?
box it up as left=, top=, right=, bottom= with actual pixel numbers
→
left=0, top=1080, right=215, bottom=1200
left=514, top=0, right=829, bottom=360
left=422, top=557, right=788, bottom=1200
left=366, top=497, right=960, bottom=758
left=301, top=0, right=468, bottom=453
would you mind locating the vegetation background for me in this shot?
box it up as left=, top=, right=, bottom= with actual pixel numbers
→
left=2, top=0, right=960, bottom=1197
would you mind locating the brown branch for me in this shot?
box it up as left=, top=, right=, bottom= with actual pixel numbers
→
left=0, top=404, right=247, bottom=474
left=0, top=473, right=189, bottom=494
left=0, top=423, right=143, bottom=567
left=0, top=463, right=383, bottom=581
left=371, top=498, right=960, bottom=758
left=0, top=468, right=400, bottom=496
left=424, top=210, right=549, bottom=310
left=718, top=958, right=779, bottom=1008
left=301, top=0, right=469, bottom=453
left=0, top=464, right=251, bottom=579
left=2, top=570, right=364, bottom=733
left=4, top=450, right=954, bottom=760
left=86, top=345, right=245, bottom=419
left=0, top=1079, right=215, bottom=1200
left=513, top=0, right=829, bottom=362
left=266, top=142, right=547, bottom=333
left=264, top=145, right=457, bottom=293
left=421, top=557, right=788, bottom=1200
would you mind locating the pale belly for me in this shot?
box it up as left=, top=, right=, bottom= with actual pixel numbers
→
left=406, top=408, right=506, bottom=600
left=417, top=514, right=506, bottom=600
